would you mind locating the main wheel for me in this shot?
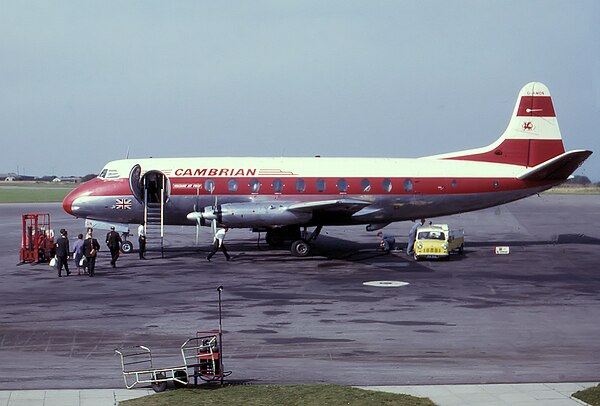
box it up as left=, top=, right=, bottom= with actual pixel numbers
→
left=173, top=370, right=188, bottom=388
left=291, top=240, right=311, bottom=257
left=151, top=373, right=167, bottom=392
left=121, top=241, right=134, bottom=254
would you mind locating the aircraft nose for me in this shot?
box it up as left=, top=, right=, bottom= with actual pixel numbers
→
left=62, top=188, right=77, bottom=216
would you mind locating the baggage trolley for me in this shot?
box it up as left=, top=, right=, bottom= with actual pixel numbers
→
left=115, top=345, right=189, bottom=392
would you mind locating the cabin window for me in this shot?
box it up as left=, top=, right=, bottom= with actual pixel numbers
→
left=361, top=178, right=371, bottom=192
left=272, top=178, right=283, bottom=193
left=337, top=178, right=348, bottom=193
left=316, top=178, right=326, bottom=192
left=451, top=180, right=457, bottom=188
left=295, top=178, right=306, bottom=192
left=403, top=179, right=413, bottom=192
left=493, top=180, right=500, bottom=189
left=205, top=179, right=215, bottom=193
left=98, top=169, right=108, bottom=179
left=228, top=179, right=238, bottom=192
left=382, top=178, right=392, bottom=192
left=249, top=178, right=261, bottom=193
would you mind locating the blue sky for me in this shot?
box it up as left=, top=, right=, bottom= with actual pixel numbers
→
left=1, top=1, right=598, bottom=180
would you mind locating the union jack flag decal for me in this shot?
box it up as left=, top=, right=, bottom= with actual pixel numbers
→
left=113, top=198, right=132, bottom=210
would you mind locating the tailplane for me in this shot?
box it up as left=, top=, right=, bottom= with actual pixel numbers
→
left=432, top=82, right=567, bottom=167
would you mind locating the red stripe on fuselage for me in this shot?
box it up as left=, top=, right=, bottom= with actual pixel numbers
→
left=517, top=96, right=556, bottom=117
left=444, top=139, right=565, bottom=167
left=63, top=175, right=559, bottom=209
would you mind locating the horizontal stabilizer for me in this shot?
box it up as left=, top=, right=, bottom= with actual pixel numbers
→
left=517, top=150, right=593, bottom=181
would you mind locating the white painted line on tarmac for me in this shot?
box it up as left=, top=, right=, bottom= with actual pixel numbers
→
left=363, top=281, right=409, bottom=287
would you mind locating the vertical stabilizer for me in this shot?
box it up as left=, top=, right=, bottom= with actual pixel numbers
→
left=433, top=82, right=566, bottom=167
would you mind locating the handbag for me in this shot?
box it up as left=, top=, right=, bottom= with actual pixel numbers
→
left=49, top=257, right=57, bottom=269
left=89, top=239, right=97, bottom=257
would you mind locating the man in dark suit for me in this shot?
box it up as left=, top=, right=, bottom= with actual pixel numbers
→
left=105, top=226, right=122, bottom=268
left=54, top=229, right=70, bottom=277
left=83, top=231, right=100, bottom=277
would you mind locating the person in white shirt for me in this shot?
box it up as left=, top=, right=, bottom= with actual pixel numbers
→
left=137, top=224, right=146, bottom=259
left=206, top=227, right=231, bottom=262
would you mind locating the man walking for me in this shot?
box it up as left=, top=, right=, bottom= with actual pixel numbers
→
left=83, top=230, right=100, bottom=277
left=105, top=226, right=122, bottom=268
left=206, top=227, right=231, bottom=262
left=54, top=229, right=70, bottom=277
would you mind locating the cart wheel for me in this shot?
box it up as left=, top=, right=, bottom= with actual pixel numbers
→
left=151, top=373, right=167, bottom=392
left=173, top=370, right=188, bottom=388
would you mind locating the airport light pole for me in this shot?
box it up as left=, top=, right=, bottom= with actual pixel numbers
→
left=217, top=285, right=224, bottom=386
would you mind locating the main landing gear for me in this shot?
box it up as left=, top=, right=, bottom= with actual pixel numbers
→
left=265, top=225, right=323, bottom=257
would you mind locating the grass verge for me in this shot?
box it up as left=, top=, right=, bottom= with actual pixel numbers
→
left=120, top=384, right=435, bottom=406
left=544, top=185, right=600, bottom=194
left=0, top=186, right=75, bottom=203
left=573, top=384, right=600, bottom=406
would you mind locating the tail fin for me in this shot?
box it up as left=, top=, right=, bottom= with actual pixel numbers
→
left=435, top=82, right=565, bottom=167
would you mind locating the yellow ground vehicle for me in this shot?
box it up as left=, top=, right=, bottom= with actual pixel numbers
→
left=413, top=224, right=464, bottom=261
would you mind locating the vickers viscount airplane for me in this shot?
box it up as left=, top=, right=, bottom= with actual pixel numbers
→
left=63, top=82, right=591, bottom=256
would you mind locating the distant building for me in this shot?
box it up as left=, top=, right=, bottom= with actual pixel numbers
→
left=1, top=173, right=17, bottom=182
left=52, top=177, right=62, bottom=182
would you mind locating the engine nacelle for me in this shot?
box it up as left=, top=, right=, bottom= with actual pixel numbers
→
left=203, top=203, right=311, bottom=227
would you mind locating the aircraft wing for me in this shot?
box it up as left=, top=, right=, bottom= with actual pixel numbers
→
left=517, top=150, right=593, bottom=181
left=288, top=198, right=372, bottom=214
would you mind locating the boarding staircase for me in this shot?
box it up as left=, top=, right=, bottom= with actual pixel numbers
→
left=145, top=201, right=164, bottom=258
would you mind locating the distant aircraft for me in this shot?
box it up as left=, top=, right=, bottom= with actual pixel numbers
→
left=63, top=82, right=591, bottom=256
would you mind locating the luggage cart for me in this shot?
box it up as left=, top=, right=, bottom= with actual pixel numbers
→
left=180, top=330, right=224, bottom=385
left=19, top=213, right=54, bottom=264
left=115, top=345, right=189, bottom=392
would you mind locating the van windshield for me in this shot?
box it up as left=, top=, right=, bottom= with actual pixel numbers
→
left=418, top=231, right=445, bottom=240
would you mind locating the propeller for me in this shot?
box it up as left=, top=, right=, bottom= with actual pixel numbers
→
left=185, top=182, right=220, bottom=245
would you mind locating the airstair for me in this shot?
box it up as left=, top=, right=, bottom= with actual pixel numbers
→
left=143, top=174, right=165, bottom=258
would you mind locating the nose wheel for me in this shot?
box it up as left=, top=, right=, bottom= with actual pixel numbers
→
left=121, top=240, right=134, bottom=254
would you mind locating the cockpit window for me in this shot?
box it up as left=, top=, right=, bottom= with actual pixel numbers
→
left=97, top=168, right=119, bottom=179
left=105, top=169, right=120, bottom=179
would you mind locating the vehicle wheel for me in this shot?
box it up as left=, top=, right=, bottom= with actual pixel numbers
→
left=151, top=373, right=167, bottom=392
left=121, top=241, right=134, bottom=254
left=291, top=240, right=311, bottom=257
left=173, top=370, right=188, bottom=388
left=458, top=244, right=464, bottom=254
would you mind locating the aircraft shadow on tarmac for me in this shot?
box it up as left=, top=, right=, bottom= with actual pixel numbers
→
left=142, top=234, right=438, bottom=273
left=132, top=232, right=600, bottom=276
